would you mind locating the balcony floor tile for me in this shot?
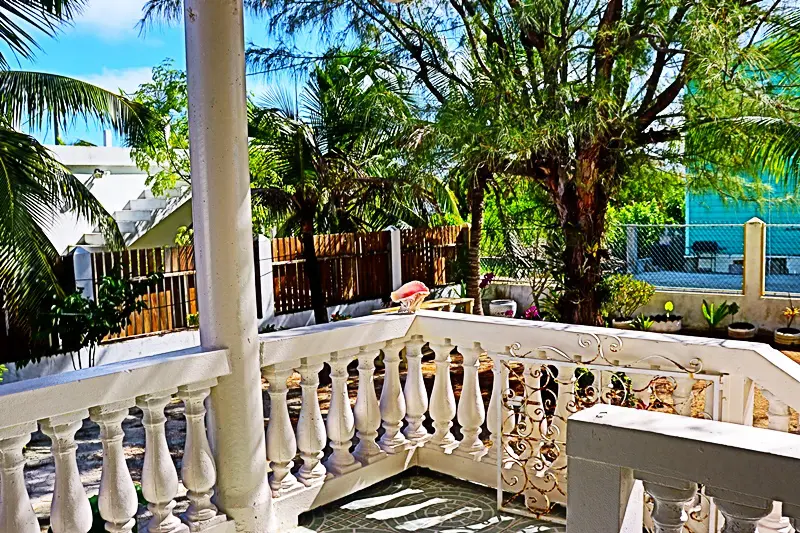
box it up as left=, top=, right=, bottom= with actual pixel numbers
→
left=298, top=468, right=561, bottom=532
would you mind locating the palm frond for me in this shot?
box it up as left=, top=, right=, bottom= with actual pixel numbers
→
left=0, top=0, right=86, bottom=68
left=0, top=71, right=154, bottom=146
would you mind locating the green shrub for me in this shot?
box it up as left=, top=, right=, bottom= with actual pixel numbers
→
left=601, top=274, right=655, bottom=319
left=701, top=300, right=740, bottom=329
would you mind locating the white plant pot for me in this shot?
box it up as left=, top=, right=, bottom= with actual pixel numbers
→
left=728, top=323, right=757, bottom=340
left=774, top=328, right=800, bottom=346
left=489, top=299, right=518, bottom=318
left=611, top=318, right=634, bottom=330
left=650, top=319, right=682, bottom=333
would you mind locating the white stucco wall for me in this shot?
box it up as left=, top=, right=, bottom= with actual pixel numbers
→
left=43, top=146, right=150, bottom=253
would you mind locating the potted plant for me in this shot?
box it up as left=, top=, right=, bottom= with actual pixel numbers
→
left=701, top=300, right=739, bottom=334
left=632, top=314, right=654, bottom=331
left=727, top=305, right=757, bottom=340
left=650, top=301, right=682, bottom=333
left=775, top=298, right=800, bottom=346
left=601, top=274, right=655, bottom=329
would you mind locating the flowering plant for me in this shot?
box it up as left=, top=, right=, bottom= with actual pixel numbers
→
left=479, top=272, right=495, bottom=289
left=782, top=306, right=800, bottom=329
left=330, top=312, right=353, bottom=322
left=523, top=305, right=541, bottom=320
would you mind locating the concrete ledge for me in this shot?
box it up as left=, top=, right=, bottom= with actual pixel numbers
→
left=567, top=405, right=800, bottom=505
left=0, top=347, right=230, bottom=428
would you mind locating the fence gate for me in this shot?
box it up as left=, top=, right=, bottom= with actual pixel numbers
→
left=493, top=334, right=721, bottom=531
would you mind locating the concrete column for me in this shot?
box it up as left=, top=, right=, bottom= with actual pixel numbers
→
left=566, top=457, right=643, bottom=533
left=257, top=235, right=275, bottom=328
left=183, top=1, right=271, bottom=531
left=386, top=226, right=402, bottom=290
left=72, top=247, right=94, bottom=301
left=743, top=217, right=766, bottom=301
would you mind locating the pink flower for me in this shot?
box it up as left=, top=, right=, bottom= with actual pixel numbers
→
left=391, top=281, right=430, bottom=313
left=524, top=305, right=540, bottom=320
left=504, top=309, right=514, bottom=317
left=479, top=273, right=495, bottom=289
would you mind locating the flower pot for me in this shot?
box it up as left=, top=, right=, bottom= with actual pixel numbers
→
left=611, top=318, right=634, bottom=330
left=728, top=322, right=757, bottom=340
left=774, top=327, right=800, bottom=346
left=489, top=299, right=517, bottom=318
left=650, top=317, right=682, bottom=333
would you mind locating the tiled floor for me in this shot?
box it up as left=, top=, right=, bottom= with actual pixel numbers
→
left=298, top=468, right=564, bottom=533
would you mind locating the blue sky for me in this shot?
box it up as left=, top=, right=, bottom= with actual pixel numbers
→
left=18, top=0, right=285, bottom=145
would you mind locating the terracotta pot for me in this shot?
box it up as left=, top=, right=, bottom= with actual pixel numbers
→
left=489, top=299, right=517, bottom=318
left=611, top=318, right=634, bottom=330
left=774, top=328, right=800, bottom=346
left=650, top=319, right=682, bottom=333
left=728, top=322, right=757, bottom=340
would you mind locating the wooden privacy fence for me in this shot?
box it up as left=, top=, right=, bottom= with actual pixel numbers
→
left=401, top=225, right=468, bottom=288
left=90, top=247, right=198, bottom=339
left=271, top=231, right=393, bottom=315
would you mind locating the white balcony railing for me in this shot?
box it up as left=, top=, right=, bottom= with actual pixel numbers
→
left=2, top=310, right=800, bottom=532
left=566, top=404, right=800, bottom=533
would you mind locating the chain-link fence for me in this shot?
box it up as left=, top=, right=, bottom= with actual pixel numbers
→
left=481, top=226, right=555, bottom=280
left=608, top=224, right=745, bottom=292
left=765, top=225, right=800, bottom=295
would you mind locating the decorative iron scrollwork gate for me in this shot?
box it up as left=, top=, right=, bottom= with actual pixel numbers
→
left=493, top=334, right=721, bottom=531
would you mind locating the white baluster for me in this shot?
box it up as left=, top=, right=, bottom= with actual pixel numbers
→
left=487, top=349, right=512, bottom=462
left=137, top=390, right=188, bottom=533
left=264, top=366, right=301, bottom=496
left=762, top=389, right=791, bottom=432
left=428, top=340, right=457, bottom=447
left=711, top=494, right=773, bottom=533
left=403, top=336, right=429, bottom=443
left=353, top=346, right=386, bottom=464
left=671, top=377, right=695, bottom=417
left=759, top=502, right=794, bottom=533
left=324, top=351, right=360, bottom=476
left=90, top=401, right=139, bottom=533
left=379, top=342, right=409, bottom=454
left=643, top=479, right=698, bottom=533
left=177, top=380, right=228, bottom=529
left=0, top=422, right=38, bottom=533
left=296, top=360, right=327, bottom=485
left=457, top=342, right=486, bottom=453
left=41, top=412, right=93, bottom=533
left=521, top=362, right=546, bottom=446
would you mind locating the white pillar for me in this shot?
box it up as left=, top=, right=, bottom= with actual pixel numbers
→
left=296, top=360, right=327, bottom=485
left=457, top=342, right=486, bottom=453
left=177, top=380, right=227, bottom=529
left=184, top=0, right=270, bottom=530
left=387, top=226, right=402, bottom=290
left=643, top=478, right=698, bottom=533
left=324, top=351, right=360, bottom=476
left=379, top=341, right=408, bottom=453
left=41, top=412, right=93, bottom=533
left=743, top=217, right=766, bottom=304
left=486, top=348, right=511, bottom=462
left=353, top=347, right=386, bottom=464
left=0, top=422, right=39, bottom=533
left=626, top=226, right=638, bottom=274
left=566, top=457, right=643, bottom=533
left=428, top=340, right=457, bottom=447
left=256, top=235, right=274, bottom=327
left=137, top=390, right=188, bottom=533
left=90, top=401, right=138, bottom=533
left=403, top=336, right=429, bottom=443
left=264, top=366, right=301, bottom=496
left=73, top=247, right=94, bottom=301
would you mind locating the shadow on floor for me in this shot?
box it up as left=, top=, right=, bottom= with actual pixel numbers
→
left=298, top=468, right=564, bottom=533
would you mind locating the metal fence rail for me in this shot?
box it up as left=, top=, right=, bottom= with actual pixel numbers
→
left=765, top=224, right=800, bottom=295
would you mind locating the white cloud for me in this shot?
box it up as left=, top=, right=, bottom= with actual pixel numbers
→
left=78, top=66, right=153, bottom=93
left=72, top=0, right=147, bottom=39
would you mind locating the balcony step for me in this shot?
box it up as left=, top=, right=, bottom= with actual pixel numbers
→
left=125, top=198, right=168, bottom=210
left=78, top=232, right=106, bottom=246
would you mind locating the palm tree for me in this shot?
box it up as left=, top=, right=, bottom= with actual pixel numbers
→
left=249, top=49, right=456, bottom=324
left=0, top=0, right=153, bottom=334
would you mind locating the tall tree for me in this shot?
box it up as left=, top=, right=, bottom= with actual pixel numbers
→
left=249, top=48, right=455, bottom=323
left=236, top=0, right=800, bottom=325
left=0, top=0, right=153, bottom=331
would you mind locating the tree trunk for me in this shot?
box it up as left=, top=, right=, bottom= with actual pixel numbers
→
left=300, top=224, right=328, bottom=324
left=465, top=167, right=490, bottom=315
left=554, top=152, right=610, bottom=326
